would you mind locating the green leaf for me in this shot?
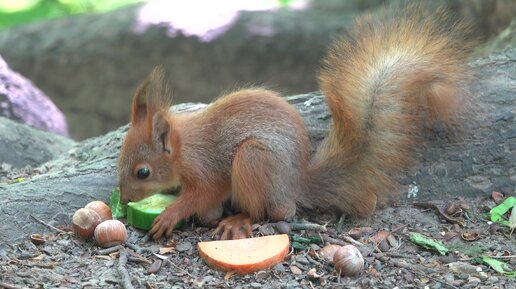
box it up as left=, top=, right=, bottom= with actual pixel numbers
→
left=481, top=256, right=516, bottom=277
left=409, top=232, right=449, bottom=255
left=490, top=196, right=516, bottom=226
left=290, top=234, right=322, bottom=250
left=109, top=187, right=127, bottom=219
left=509, top=201, right=516, bottom=231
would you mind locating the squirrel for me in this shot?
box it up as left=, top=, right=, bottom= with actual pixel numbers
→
left=117, top=4, right=475, bottom=239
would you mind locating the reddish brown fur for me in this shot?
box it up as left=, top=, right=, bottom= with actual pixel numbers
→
left=117, top=4, right=475, bottom=239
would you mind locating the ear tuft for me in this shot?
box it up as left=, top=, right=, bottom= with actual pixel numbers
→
left=130, top=66, right=173, bottom=127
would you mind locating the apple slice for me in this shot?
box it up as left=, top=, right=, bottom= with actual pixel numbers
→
left=198, top=234, right=290, bottom=275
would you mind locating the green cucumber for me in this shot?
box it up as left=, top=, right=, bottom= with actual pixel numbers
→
left=109, top=187, right=127, bottom=219
left=127, top=193, right=184, bottom=231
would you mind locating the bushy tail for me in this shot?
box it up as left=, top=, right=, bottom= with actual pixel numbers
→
left=304, top=4, right=476, bottom=217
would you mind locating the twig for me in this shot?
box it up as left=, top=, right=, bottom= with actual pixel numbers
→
left=321, top=235, right=346, bottom=246
left=341, top=235, right=365, bottom=247
left=165, top=258, right=195, bottom=278
left=426, top=275, right=459, bottom=289
left=305, top=254, right=324, bottom=267
left=0, top=282, right=24, bottom=289
left=141, top=234, right=151, bottom=244
left=413, top=203, right=465, bottom=227
left=117, top=248, right=134, bottom=289
left=289, top=222, right=328, bottom=232
left=125, top=242, right=153, bottom=254
left=95, top=245, right=124, bottom=255
left=128, top=256, right=152, bottom=264
left=29, top=215, right=67, bottom=234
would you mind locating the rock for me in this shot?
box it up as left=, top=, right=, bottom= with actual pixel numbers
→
left=0, top=55, right=68, bottom=136
left=0, top=116, right=74, bottom=169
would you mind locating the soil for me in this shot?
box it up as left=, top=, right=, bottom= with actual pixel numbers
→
left=1, top=194, right=515, bottom=289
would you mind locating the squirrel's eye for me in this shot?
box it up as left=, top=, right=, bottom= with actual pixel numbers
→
left=136, top=167, right=150, bottom=180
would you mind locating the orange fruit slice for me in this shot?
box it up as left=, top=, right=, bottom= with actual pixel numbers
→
left=198, top=234, right=289, bottom=274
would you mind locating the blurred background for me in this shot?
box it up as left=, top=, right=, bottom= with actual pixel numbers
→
left=0, top=0, right=515, bottom=140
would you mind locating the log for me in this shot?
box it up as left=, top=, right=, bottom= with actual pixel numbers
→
left=0, top=49, right=514, bottom=248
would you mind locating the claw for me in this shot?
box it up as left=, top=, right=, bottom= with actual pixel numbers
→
left=213, top=213, right=253, bottom=240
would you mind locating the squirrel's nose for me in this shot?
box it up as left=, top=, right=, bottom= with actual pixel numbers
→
left=119, top=187, right=131, bottom=204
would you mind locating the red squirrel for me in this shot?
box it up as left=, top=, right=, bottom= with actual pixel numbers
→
left=117, top=4, right=475, bottom=239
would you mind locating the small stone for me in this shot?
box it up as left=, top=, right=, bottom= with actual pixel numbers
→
left=374, top=260, right=383, bottom=272
left=273, top=263, right=285, bottom=272
left=286, top=280, right=299, bottom=289
left=255, top=271, right=268, bottom=280
left=467, top=276, right=481, bottom=284
left=176, top=241, right=193, bottom=252
left=309, top=244, right=321, bottom=251
left=250, top=282, right=262, bottom=288
left=290, top=265, right=302, bottom=275
left=442, top=273, right=454, bottom=284
left=295, top=256, right=309, bottom=265
left=202, top=275, right=213, bottom=283
left=458, top=273, right=470, bottom=280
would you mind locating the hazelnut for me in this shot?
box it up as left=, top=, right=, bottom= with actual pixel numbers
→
left=85, top=201, right=112, bottom=222
left=94, top=220, right=127, bottom=248
left=319, top=244, right=341, bottom=263
left=72, top=208, right=101, bottom=239
left=333, top=245, right=364, bottom=276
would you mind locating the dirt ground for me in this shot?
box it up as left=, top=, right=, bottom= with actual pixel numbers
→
left=1, top=194, right=515, bottom=289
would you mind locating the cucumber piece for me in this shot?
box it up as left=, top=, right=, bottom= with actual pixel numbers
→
left=127, top=193, right=184, bottom=230
left=109, top=187, right=127, bottom=219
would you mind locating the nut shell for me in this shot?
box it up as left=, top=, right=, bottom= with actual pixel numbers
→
left=333, top=245, right=364, bottom=276
left=85, top=201, right=112, bottom=222
left=72, top=208, right=101, bottom=239
left=94, top=220, right=127, bottom=248
left=319, top=244, right=341, bottom=263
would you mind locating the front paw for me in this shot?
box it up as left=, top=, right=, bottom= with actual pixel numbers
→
left=149, top=210, right=178, bottom=239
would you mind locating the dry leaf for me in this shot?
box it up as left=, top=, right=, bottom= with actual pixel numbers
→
left=348, top=227, right=373, bottom=240
left=461, top=232, right=481, bottom=241
left=30, top=234, right=46, bottom=245
left=372, top=230, right=392, bottom=251
left=444, top=197, right=469, bottom=216
left=159, top=247, right=175, bottom=254
left=147, top=259, right=162, bottom=274
left=307, top=268, right=323, bottom=279
left=491, top=191, right=505, bottom=204
left=224, top=271, right=236, bottom=280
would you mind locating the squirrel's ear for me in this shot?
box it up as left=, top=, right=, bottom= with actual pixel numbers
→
left=152, top=112, right=172, bottom=154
